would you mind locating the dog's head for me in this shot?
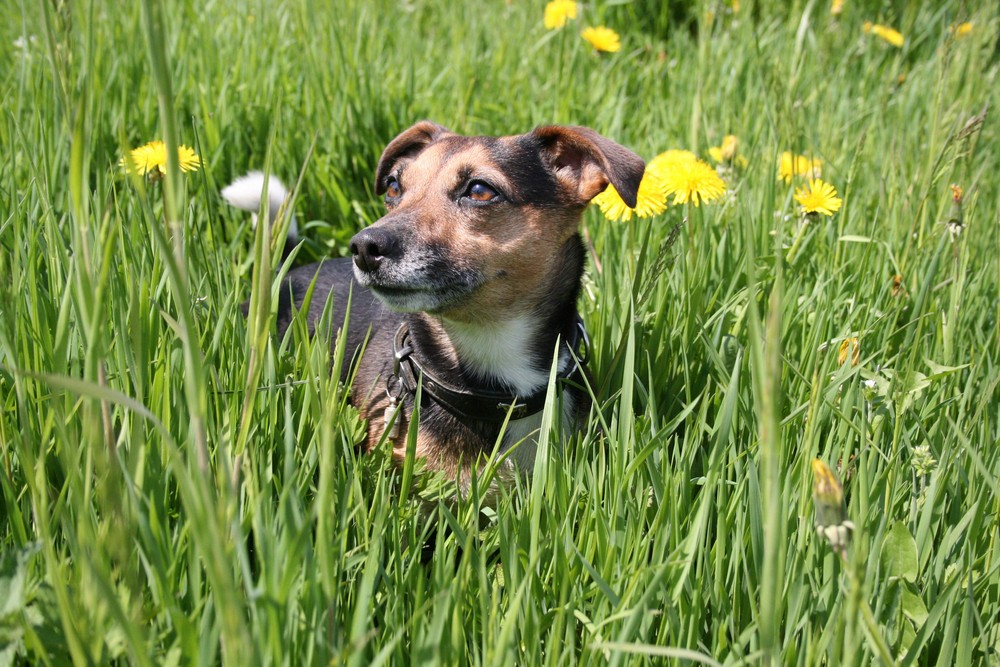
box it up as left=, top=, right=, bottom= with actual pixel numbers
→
left=350, top=121, right=645, bottom=322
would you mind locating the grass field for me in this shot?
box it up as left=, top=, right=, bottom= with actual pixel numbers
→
left=2, top=0, right=999, bottom=664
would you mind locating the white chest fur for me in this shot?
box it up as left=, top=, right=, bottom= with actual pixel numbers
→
left=444, top=316, right=546, bottom=392
left=442, top=316, right=577, bottom=471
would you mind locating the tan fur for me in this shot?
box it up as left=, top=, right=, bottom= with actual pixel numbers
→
left=382, top=143, right=579, bottom=324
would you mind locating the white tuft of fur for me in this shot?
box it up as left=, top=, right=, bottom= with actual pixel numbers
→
left=221, top=171, right=298, bottom=239
left=444, top=316, right=546, bottom=396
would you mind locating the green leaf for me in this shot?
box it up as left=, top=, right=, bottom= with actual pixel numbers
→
left=899, top=370, right=931, bottom=397
left=901, top=583, right=929, bottom=626
left=882, top=522, right=919, bottom=583
left=0, top=636, right=24, bottom=667
left=0, top=543, right=40, bottom=617
left=923, top=358, right=970, bottom=380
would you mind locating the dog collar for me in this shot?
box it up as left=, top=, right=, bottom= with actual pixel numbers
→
left=389, top=318, right=589, bottom=424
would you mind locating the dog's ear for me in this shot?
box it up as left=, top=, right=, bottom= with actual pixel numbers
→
left=532, top=126, right=646, bottom=207
left=374, top=121, right=451, bottom=194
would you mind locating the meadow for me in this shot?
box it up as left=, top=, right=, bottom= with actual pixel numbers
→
left=1, top=0, right=998, bottom=664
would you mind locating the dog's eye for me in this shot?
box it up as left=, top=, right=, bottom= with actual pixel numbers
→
left=465, top=181, right=499, bottom=202
left=384, top=177, right=402, bottom=201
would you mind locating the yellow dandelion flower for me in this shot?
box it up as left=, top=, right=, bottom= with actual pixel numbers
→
left=837, top=337, right=861, bottom=366
left=543, top=0, right=577, bottom=30
left=731, top=0, right=740, bottom=13
left=710, top=135, right=738, bottom=161
left=655, top=156, right=727, bottom=207
left=794, top=178, right=842, bottom=217
left=707, top=135, right=748, bottom=169
left=864, top=22, right=904, bottom=48
left=949, top=22, right=973, bottom=38
left=592, top=170, right=668, bottom=222
left=778, top=152, right=822, bottom=183
left=121, top=140, right=201, bottom=177
left=646, top=149, right=698, bottom=177
left=831, top=0, right=844, bottom=16
left=950, top=184, right=963, bottom=203
left=581, top=26, right=621, bottom=53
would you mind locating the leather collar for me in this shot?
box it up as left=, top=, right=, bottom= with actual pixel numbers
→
left=390, top=317, right=589, bottom=423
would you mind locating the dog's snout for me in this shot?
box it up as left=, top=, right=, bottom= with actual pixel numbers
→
left=350, top=227, right=400, bottom=273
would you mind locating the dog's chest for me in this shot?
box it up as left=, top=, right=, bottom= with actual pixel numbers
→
left=364, top=315, right=581, bottom=475
left=443, top=316, right=578, bottom=471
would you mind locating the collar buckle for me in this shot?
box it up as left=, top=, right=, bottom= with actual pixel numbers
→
left=497, top=402, right=529, bottom=420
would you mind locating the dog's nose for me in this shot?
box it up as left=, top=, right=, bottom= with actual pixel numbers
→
left=350, top=227, right=400, bottom=273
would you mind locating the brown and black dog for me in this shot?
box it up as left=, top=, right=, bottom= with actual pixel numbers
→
left=225, top=122, right=645, bottom=481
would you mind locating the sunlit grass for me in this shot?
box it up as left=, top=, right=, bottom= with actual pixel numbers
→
left=1, top=0, right=998, bottom=664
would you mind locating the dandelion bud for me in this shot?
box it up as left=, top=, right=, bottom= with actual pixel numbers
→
left=837, top=337, right=860, bottom=366
left=891, top=273, right=906, bottom=299
left=812, top=459, right=853, bottom=559
left=946, top=184, right=964, bottom=238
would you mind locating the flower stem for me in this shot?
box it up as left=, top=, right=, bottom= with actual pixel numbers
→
left=785, top=215, right=810, bottom=264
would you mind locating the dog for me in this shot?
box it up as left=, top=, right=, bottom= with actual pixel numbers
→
left=224, top=122, right=644, bottom=481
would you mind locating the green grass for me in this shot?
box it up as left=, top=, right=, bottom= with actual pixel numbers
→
left=2, top=0, right=999, bottom=664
